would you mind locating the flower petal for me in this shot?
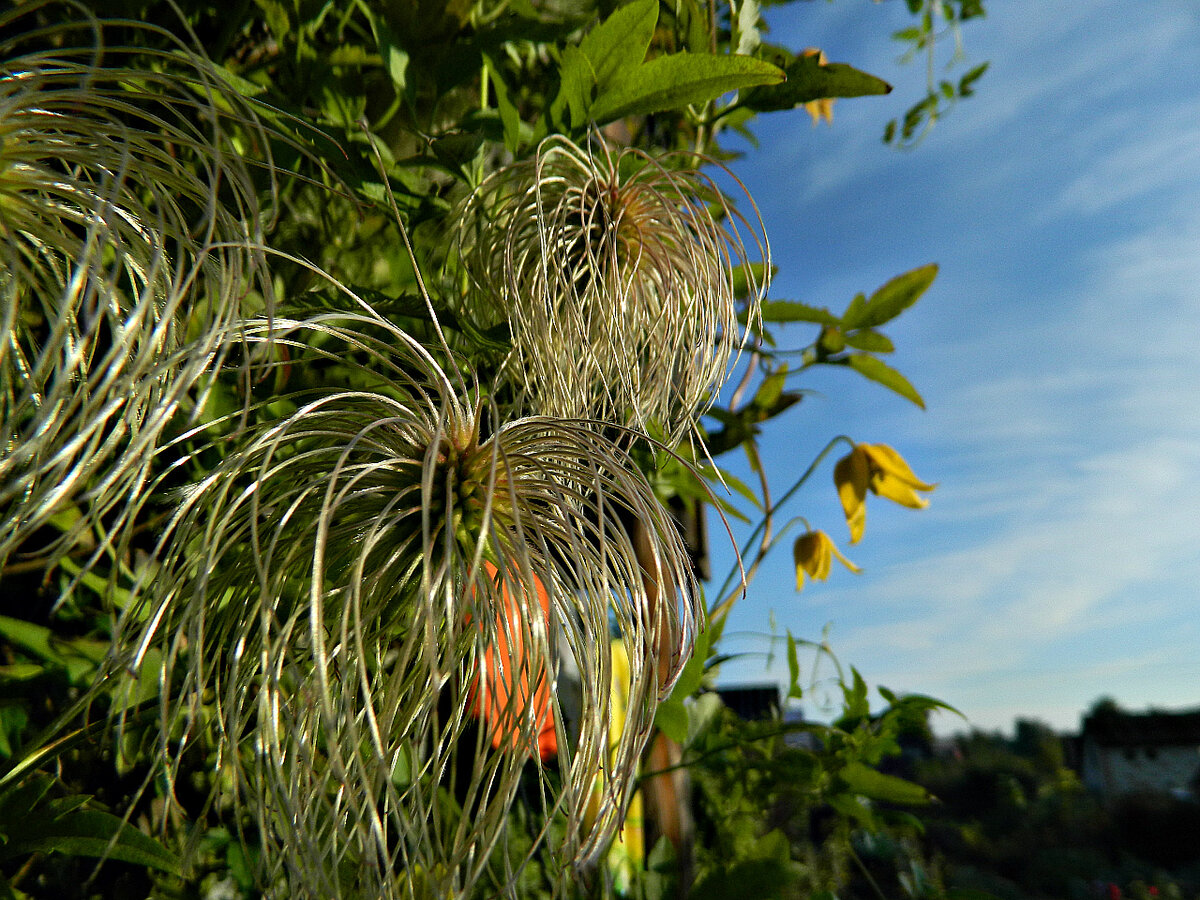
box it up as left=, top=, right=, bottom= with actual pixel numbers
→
left=834, top=449, right=869, bottom=544
left=863, top=443, right=937, bottom=491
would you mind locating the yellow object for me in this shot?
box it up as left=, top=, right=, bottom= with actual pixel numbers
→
left=793, top=530, right=860, bottom=591
left=802, top=49, right=835, bottom=125
left=834, top=443, right=936, bottom=544
left=585, top=640, right=644, bottom=895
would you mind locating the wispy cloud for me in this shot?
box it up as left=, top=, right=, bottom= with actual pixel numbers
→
left=717, top=0, right=1200, bottom=736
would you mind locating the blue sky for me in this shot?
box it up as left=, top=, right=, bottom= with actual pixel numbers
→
left=708, top=0, right=1200, bottom=735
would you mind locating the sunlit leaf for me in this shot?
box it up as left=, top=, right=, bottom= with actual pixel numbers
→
left=742, top=48, right=891, bottom=113
left=843, top=330, right=894, bottom=353
left=752, top=366, right=788, bottom=409
left=579, top=0, right=658, bottom=89
left=756, top=299, right=839, bottom=325
left=592, top=53, right=783, bottom=124
left=654, top=699, right=689, bottom=743
left=846, top=355, right=926, bottom=408
left=854, top=263, right=938, bottom=328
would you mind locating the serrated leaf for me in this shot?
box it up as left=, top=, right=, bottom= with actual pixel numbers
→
left=846, top=354, right=926, bottom=408
left=742, top=49, right=891, bottom=113
left=592, top=53, right=783, bottom=124
left=757, top=299, right=838, bottom=325
left=838, top=762, right=930, bottom=805
left=843, top=330, right=894, bottom=353
left=579, top=0, right=657, bottom=89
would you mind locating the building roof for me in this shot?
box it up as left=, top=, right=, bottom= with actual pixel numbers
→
left=1082, top=708, right=1200, bottom=748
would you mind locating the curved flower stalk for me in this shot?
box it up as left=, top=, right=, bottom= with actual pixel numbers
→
left=0, top=3, right=273, bottom=571
left=458, top=134, right=768, bottom=446
left=110, top=312, right=698, bottom=899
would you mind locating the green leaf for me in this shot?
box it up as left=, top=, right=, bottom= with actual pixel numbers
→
left=579, top=0, right=657, bottom=90
left=483, top=54, right=523, bottom=153
left=826, top=792, right=877, bottom=829
left=742, top=49, right=890, bottom=113
left=846, top=354, right=926, bottom=409
left=786, top=631, right=802, bottom=700
left=751, top=366, right=787, bottom=409
left=843, top=666, right=870, bottom=721
left=842, top=330, right=894, bottom=353
left=855, top=263, right=938, bottom=329
left=840, top=292, right=868, bottom=329
left=3, top=809, right=182, bottom=874
left=731, top=262, right=775, bottom=301
left=667, top=628, right=709, bottom=703
left=551, top=44, right=593, bottom=130
left=654, top=698, right=688, bottom=743
left=592, top=53, right=783, bottom=124
left=735, top=0, right=762, bottom=57
left=685, top=692, right=723, bottom=746
left=959, top=61, right=990, bottom=97
left=838, top=762, right=930, bottom=805
left=756, top=299, right=838, bottom=325
left=0, top=616, right=62, bottom=666
left=368, top=16, right=410, bottom=92
left=699, top=464, right=762, bottom=510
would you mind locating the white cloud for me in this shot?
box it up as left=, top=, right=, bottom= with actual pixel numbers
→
left=719, top=0, right=1200, bottom=737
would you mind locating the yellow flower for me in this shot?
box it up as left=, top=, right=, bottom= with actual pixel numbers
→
left=834, top=443, right=936, bottom=544
left=793, top=530, right=860, bottom=591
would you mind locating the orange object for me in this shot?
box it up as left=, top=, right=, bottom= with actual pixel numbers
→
left=475, top=562, right=558, bottom=762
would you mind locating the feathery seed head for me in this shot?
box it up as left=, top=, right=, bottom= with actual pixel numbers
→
left=0, top=5, right=272, bottom=571
left=110, top=313, right=698, bottom=899
left=458, top=134, right=768, bottom=446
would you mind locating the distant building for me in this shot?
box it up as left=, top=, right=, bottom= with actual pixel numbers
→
left=1079, top=707, right=1200, bottom=799
left=717, top=683, right=781, bottom=721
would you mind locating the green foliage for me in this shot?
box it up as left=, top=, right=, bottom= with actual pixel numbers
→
left=881, top=0, right=989, bottom=146
left=684, top=677, right=960, bottom=900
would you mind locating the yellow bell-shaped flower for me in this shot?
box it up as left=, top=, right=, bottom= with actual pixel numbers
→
left=834, top=443, right=936, bottom=544
left=793, top=530, right=860, bottom=591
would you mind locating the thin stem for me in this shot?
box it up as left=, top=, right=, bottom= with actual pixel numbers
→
left=710, top=435, right=855, bottom=621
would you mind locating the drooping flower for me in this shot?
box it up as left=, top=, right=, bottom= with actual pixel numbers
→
left=793, top=529, right=860, bottom=590
left=457, top=134, right=768, bottom=446
left=0, top=7, right=274, bottom=571
left=109, top=311, right=698, bottom=899
left=834, top=443, right=936, bottom=543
